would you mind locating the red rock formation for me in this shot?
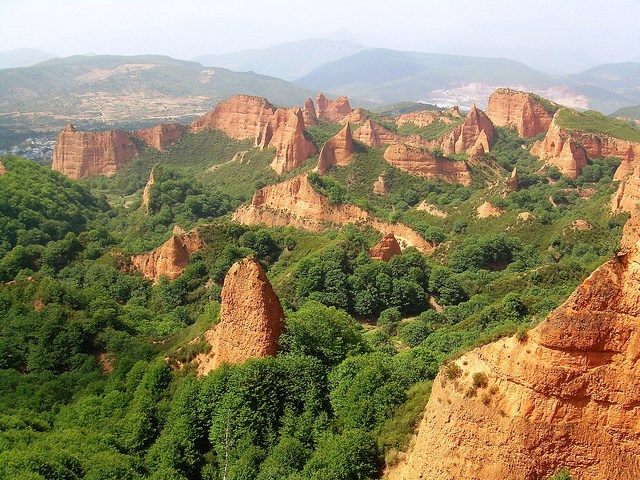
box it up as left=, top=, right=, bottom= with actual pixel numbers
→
left=383, top=144, right=472, bottom=186
left=396, top=108, right=460, bottom=127
left=612, top=165, right=640, bottom=250
left=189, top=95, right=275, bottom=140
left=436, top=104, right=496, bottom=156
left=0, top=160, right=6, bottom=176
left=571, top=131, right=640, bottom=180
left=142, top=167, right=155, bottom=213
left=52, top=124, right=139, bottom=179
left=387, top=244, right=640, bottom=480
left=486, top=88, right=555, bottom=138
left=373, top=174, right=389, bottom=195
left=302, top=97, right=318, bottom=127
left=258, top=107, right=316, bottom=174
left=132, top=123, right=186, bottom=151
left=315, top=93, right=353, bottom=122
left=369, top=234, right=402, bottom=261
left=234, top=174, right=434, bottom=253
left=506, top=166, right=519, bottom=191
left=198, top=258, right=284, bottom=375
left=317, top=123, right=355, bottom=174
left=130, top=228, right=204, bottom=282
left=531, top=113, right=588, bottom=178
left=341, top=108, right=366, bottom=124
left=353, top=119, right=403, bottom=148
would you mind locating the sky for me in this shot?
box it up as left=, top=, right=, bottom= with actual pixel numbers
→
left=1, top=0, right=639, bottom=73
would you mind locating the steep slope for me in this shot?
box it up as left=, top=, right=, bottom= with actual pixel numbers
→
left=486, top=88, right=556, bottom=138
left=435, top=104, right=495, bottom=155
left=197, top=257, right=285, bottom=375
left=233, top=173, right=434, bottom=252
left=368, top=233, right=402, bottom=261
left=388, top=243, right=640, bottom=480
left=131, top=123, right=187, bottom=151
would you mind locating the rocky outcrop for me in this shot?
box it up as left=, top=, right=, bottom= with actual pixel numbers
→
left=572, top=132, right=640, bottom=180
left=189, top=95, right=276, bottom=140
left=197, top=258, right=284, bottom=375
left=506, top=167, right=519, bottom=191
left=52, top=124, right=139, bottom=179
left=476, top=201, right=504, bottom=218
left=373, top=174, right=389, bottom=195
left=142, top=167, right=155, bottom=213
left=396, top=107, right=461, bottom=127
left=486, top=88, right=555, bottom=138
left=612, top=165, right=640, bottom=250
left=531, top=113, right=588, bottom=179
left=436, top=104, right=496, bottom=156
left=258, top=107, right=317, bottom=174
left=302, top=98, right=318, bottom=127
left=387, top=244, right=640, bottom=480
left=383, top=144, right=472, bottom=186
left=353, top=119, right=403, bottom=148
left=317, top=123, right=355, bottom=174
left=132, top=123, right=186, bottom=151
left=415, top=201, right=447, bottom=218
left=341, top=108, right=366, bottom=124
left=0, top=160, right=6, bottom=176
left=369, top=234, right=402, bottom=261
left=190, top=96, right=315, bottom=174
left=233, top=174, right=434, bottom=253
left=130, top=228, right=204, bottom=282
left=315, top=93, right=353, bottom=122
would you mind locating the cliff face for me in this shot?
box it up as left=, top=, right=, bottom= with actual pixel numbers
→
left=369, top=234, right=402, bottom=261
left=130, top=229, right=204, bottom=282
left=383, top=144, right=472, bottom=186
left=0, top=160, right=6, bottom=176
left=506, top=167, right=519, bottom=191
left=317, top=123, right=355, bottom=174
left=233, top=174, right=434, bottom=253
left=436, top=104, right=496, bottom=156
left=52, top=124, right=139, bottom=180
left=315, top=93, right=354, bottom=122
left=612, top=165, right=640, bottom=250
left=189, top=95, right=276, bottom=140
left=373, top=174, right=389, bottom=195
left=197, top=258, right=284, bottom=375
left=486, top=88, right=555, bottom=138
left=388, top=244, right=640, bottom=480
left=531, top=115, right=588, bottom=179
left=258, top=107, right=317, bottom=174
left=132, top=123, right=187, bottom=151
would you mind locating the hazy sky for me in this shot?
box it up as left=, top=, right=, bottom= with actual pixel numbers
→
left=1, top=0, right=638, bottom=73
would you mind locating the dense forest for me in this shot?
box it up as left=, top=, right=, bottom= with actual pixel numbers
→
left=0, top=108, right=626, bottom=479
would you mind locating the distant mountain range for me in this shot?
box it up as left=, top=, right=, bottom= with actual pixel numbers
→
left=293, top=48, right=640, bottom=114
left=193, top=38, right=366, bottom=81
left=0, top=54, right=313, bottom=134
left=0, top=48, right=57, bottom=69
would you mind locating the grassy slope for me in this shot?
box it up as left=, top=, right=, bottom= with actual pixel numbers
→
left=556, top=108, right=640, bottom=142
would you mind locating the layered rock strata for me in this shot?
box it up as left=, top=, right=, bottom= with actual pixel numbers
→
left=387, top=244, right=640, bottom=480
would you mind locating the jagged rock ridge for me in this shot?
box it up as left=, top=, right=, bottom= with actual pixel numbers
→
left=233, top=173, right=434, bottom=253
left=317, top=123, right=355, bottom=174
left=369, top=234, right=402, bottom=261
